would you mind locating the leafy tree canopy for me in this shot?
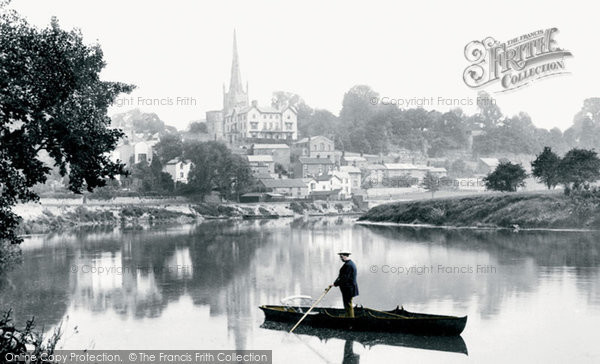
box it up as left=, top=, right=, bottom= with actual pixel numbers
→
left=531, top=147, right=561, bottom=189
left=1, top=5, right=133, bottom=243
left=558, top=148, right=600, bottom=190
left=484, top=162, right=527, bottom=192
left=183, top=141, right=255, bottom=201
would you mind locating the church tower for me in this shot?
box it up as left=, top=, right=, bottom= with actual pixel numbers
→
left=223, top=30, right=249, bottom=116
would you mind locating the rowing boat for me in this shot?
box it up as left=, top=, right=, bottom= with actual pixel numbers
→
left=259, top=305, right=467, bottom=336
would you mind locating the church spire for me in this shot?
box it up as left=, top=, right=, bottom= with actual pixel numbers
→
left=223, top=29, right=249, bottom=115
left=229, top=29, right=243, bottom=94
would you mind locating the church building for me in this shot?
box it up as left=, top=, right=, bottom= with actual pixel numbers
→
left=206, top=31, right=298, bottom=145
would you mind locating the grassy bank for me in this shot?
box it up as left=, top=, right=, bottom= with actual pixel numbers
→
left=358, top=192, right=600, bottom=229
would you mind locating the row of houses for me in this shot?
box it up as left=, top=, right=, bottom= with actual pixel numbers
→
left=252, top=167, right=355, bottom=200
left=239, top=134, right=450, bottom=200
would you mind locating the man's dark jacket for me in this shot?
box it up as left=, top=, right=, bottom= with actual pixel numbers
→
left=334, top=259, right=359, bottom=298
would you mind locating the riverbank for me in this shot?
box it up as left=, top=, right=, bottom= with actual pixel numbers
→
left=358, top=191, right=600, bottom=229
left=15, top=198, right=363, bottom=235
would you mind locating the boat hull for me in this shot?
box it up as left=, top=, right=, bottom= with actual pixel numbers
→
left=259, top=305, right=467, bottom=336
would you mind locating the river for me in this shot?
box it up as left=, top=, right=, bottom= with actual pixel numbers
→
left=1, top=217, right=599, bottom=363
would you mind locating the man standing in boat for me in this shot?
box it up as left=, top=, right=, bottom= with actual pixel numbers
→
left=329, top=251, right=359, bottom=318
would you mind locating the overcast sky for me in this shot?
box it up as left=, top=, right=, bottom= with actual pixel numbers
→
left=9, top=0, right=596, bottom=131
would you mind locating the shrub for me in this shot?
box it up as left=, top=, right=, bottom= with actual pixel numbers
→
left=191, top=204, right=219, bottom=216
left=120, top=206, right=145, bottom=218
left=217, top=205, right=240, bottom=217
left=0, top=310, right=63, bottom=361
left=289, top=202, right=304, bottom=214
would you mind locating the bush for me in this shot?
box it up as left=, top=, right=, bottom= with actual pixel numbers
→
left=120, top=206, right=145, bottom=218
left=568, top=187, right=600, bottom=219
left=0, top=310, right=63, bottom=362
left=289, top=202, right=305, bottom=214
left=191, top=204, right=219, bottom=216
left=217, top=205, right=240, bottom=217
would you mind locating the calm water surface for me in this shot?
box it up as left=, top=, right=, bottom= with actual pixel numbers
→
left=1, top=217, right=600, bottom=363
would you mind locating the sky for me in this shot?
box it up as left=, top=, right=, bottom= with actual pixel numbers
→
left=8, top=0, right=597, bottom=131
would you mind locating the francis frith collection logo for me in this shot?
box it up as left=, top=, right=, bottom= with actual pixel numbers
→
left=463, top=28, right=572, bottom=92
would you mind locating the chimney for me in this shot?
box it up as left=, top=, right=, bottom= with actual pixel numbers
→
left=251, top=100, right=258, bottom=107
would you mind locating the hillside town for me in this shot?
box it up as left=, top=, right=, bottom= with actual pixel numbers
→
left=99, top=32, right=550, bottom=206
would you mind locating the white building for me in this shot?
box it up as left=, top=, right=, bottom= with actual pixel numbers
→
left=309, top=173, right=351, bottom=200
left=133, top=141, right=154, bottom=164
left=225, top=101, right=298, bottom=143
left=112, top=133, right=160, bottom=166
left=330, top=170, right=352, bottom=197
left=163, top=159, right=193, bottom=184
left=339, top=165, right=362, bottom=190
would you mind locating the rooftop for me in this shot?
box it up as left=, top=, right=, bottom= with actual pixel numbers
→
left=293, top=135, right=333, bottom=144
left=344, top=151, right=378, bottom=158
left=480, top=158, right=500, bottom=167
left=310, top=189, right=342, bottom=196
left=229, top=104, right=298, bottom=116
left=384, top=163, right=433, bottom=170
left=247, top=155, right=274, bottom=162
left=254, top=173, right=274, bottom=180
left=241, top=192, right=265, bottom=197
left=339, top=166, right=361, bottom=174
left=364, top=164, right=387, bottom=170
left=315, top=174, right=341, bottom=182
left=260, top=178, right=307, bottom=188
left=252, top=143, right=290, bottom=149
left=298, top=157, right=334, bottom=165
left=343, top=156, right=367, bottom=162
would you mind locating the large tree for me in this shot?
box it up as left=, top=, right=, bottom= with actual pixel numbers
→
left=183, top=141, right=255, bottom=200
left=558, top=148, right=600, bottom=190
left=1, top=5, right=133, bottom=244
left=531, top=147, right=561, bottom=189
left=484, top=162, right=527, bottom=192
left=154, top=133, right=183, bottom=164
left=122, top=159, right=174, bottom=194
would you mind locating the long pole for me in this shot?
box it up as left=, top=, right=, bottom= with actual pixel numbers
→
left=289, top=286, right=331, bottom=334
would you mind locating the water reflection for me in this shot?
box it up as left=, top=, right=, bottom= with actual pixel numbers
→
left=0, top=218, right=599, bottom=362
left=362, top=225, right=600, bottom=312
left=260, top=321, right=468, bottom=356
